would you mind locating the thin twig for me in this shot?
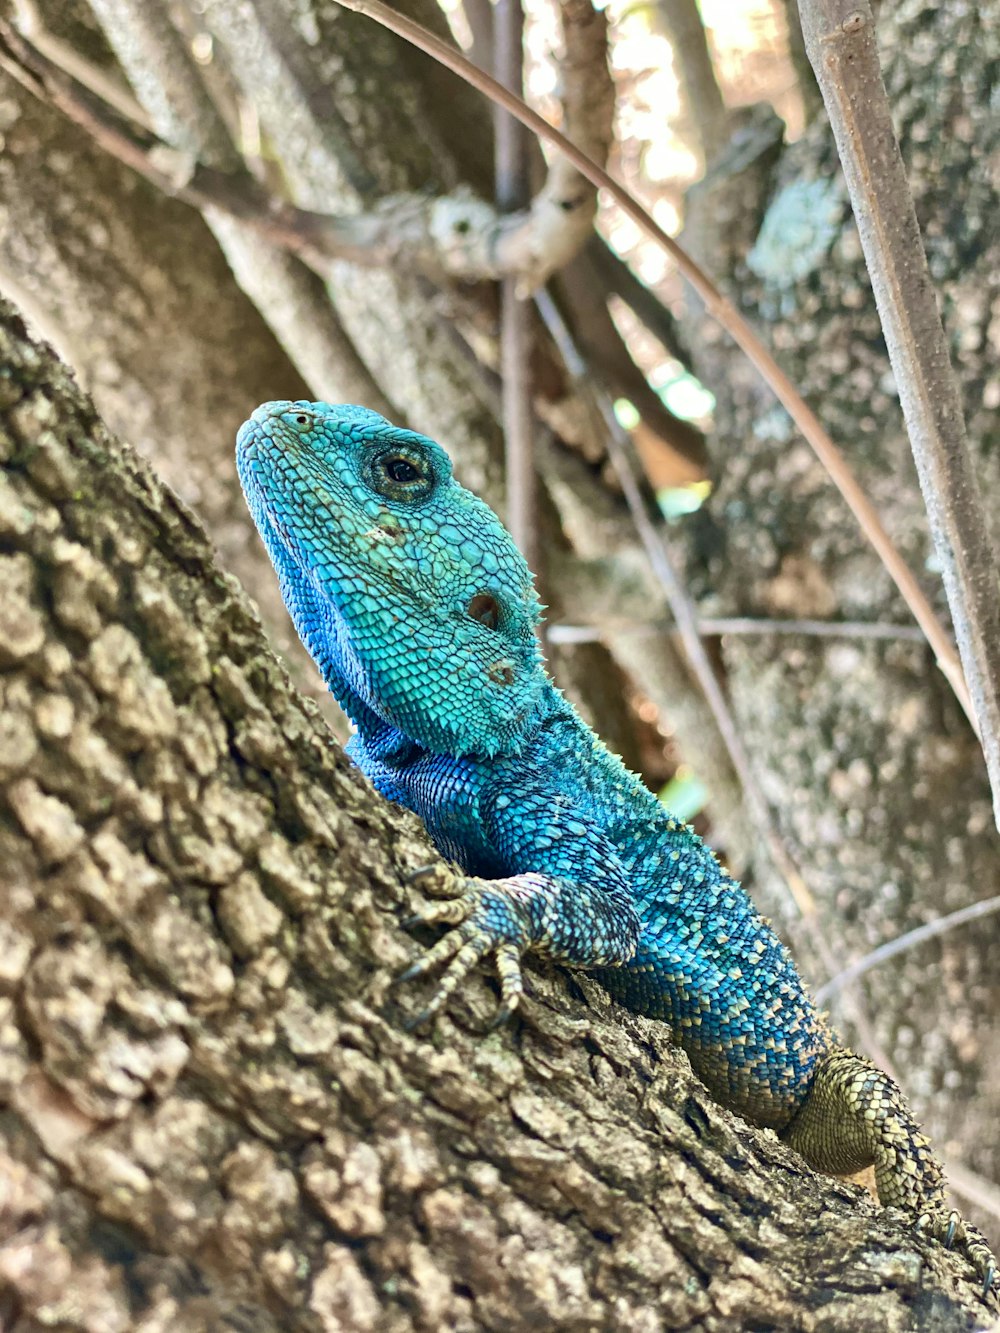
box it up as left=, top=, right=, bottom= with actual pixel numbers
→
left=798, top=0, right=1000, bottom=833
left=331, top=0, right=975, bottom=734
left=815, top=895, right=1000, bottom=1005
left=547, top=617, right=930, bottom=645
left=495, top=0, right=536, bottom=571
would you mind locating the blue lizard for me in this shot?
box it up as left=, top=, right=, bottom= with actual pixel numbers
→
left=237, top=398, right=996, bottom=1294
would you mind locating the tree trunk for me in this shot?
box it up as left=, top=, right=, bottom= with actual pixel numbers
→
left=0, top=300, right=989, bottom=1330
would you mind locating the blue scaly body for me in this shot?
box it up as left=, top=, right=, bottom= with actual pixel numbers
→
left=237, top=399, right=996, bottom=1292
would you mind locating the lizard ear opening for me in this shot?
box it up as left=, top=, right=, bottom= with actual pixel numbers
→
left=342, top=598, right=546, bottom=759
left=466, top=593, right=500, bottom=630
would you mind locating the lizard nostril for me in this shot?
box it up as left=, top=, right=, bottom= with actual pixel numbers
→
left=467, top=594, right=500, bottom=630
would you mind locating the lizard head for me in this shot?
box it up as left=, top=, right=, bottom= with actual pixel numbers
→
left=236, top=400, right=546, bottom=758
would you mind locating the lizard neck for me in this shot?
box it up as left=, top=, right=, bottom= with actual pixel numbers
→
left=349, top=673, right=560, bottom=768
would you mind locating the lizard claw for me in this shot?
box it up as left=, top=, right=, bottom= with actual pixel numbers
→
left=400, top=880, right=531, bottom=1026
left=403, top=863, right=441, bottom=884
left=397, top=919, right=468, bottom=983
left=918, top=1207, right=998, bottom=1300
left=401, top=935, right=497, bottom=1027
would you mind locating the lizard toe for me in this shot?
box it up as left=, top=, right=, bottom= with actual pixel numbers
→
left=406, top=896, right=475, bottom=928
left=918, top=1208, right=998, bottom=1300
left=399, top=880, right=534, bottom=1026
left=397, top=923, right=467, bottom=983
left=488, top=943, right=525, bottom=1027
left=402, top=931, right=495, bottom=1028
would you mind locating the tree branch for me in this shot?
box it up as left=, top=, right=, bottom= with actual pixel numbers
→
left=653, top=0, right=729, bottom=164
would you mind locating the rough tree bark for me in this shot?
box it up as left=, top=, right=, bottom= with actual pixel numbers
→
left=0, top=302, right=992, bottom=1330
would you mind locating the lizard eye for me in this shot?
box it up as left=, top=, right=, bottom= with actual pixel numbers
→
left=384, top=456, right=420, bottom=483
left=367, top=447, right=435, bottom=502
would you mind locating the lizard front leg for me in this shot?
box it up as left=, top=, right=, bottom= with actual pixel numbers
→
left=401, top=788, right=641, bottom=1026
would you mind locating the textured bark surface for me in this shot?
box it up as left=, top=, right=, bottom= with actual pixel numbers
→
left=679, top=0, right=1000, bottom=1234
left=0, top=302, right=992, bottom=1331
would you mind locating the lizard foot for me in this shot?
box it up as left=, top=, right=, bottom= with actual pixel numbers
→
left=399, top=877, right=535, bottom=1028
left=782, top=1048, right=998, bottom=1302
left=915, top=1208, right=997, bottom=1299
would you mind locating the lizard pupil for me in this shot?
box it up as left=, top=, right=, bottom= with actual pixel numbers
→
left=467, top=594, right=500, bottom=630
left=385, top=456, right=420, bottom=483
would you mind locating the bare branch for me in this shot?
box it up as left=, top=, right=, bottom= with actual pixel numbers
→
left=547, top=617, right=930, bottom=644
left=652, top=0, right=729, bottom=163
left=557, top=244, right=707, bottom=474
left=815, top=895, right=1000, bottom=1004
left=797, top=0, right=1000, bottom=832
left=587, top=235, right=691, bottom=366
